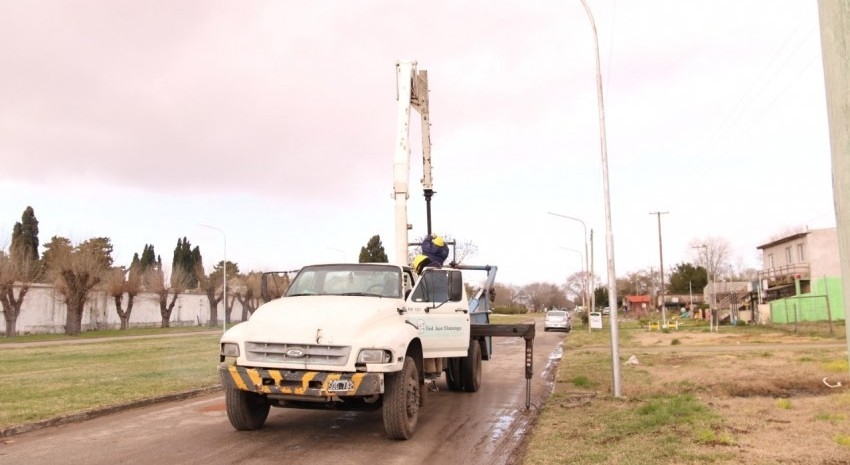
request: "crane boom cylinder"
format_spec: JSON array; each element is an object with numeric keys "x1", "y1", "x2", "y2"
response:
[{"x1": 393, "y1": 60, "x2": 415, "y2": 266}]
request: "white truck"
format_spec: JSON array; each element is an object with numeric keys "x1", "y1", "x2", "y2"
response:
[{"x1": 218, "y1": 61, "x2": 534, "y2": 440}]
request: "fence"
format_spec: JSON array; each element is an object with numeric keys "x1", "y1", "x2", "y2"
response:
[
  {"x1": 1, "y1": 283, "x2": 247, "y2": 335},
  {"x1": 769, "y1": 294, "x2": 841, "y2": 336}
]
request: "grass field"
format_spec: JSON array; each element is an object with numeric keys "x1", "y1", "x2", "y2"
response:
[
  {"x1": 0, "y1": 331, "x2": 221, "y2": 428},
  {"x1": 1, "y1": 316, "x2": 848, "y2": 464},
  {"x1": 523, "y1": 320, "x2": 850, "y2": 465}
]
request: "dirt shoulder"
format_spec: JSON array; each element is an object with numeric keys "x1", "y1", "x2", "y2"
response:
[{"x1": 548, "y1": 328, "x2": 850, "y2": 464}]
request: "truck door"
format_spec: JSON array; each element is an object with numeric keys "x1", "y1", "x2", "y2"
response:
[{"x1": 406, "y1": 268, "x2": 470, "y2": 358}]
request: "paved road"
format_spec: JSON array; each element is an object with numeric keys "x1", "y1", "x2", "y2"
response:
[{"x1": 0, "y1": 325, "x2": 566, "y2": 465}]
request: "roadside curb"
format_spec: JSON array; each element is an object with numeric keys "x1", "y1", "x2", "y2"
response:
[{"x1": 0, "y1": 385, "x2": 223, "y2": 438}]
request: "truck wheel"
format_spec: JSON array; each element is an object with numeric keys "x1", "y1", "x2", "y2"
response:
[
  {"x1": 461, "y1": 340, "x2": 482, "y2": 393},
  {"x1": 225, "y1": 386, "x2": 270, "y2": 431},
  {"x1": 445, "y1": 358, "x2": 464, "y2": 392},
  {"x1": 383, "y1": 356, "x2": 420, "y2": 440}
]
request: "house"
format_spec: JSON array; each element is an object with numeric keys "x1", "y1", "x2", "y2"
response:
[
  {"x1": 704, "y1": 281, "x2": 753, "y2": 322},
  {"x1": 624, "y1": 295, "x2": 650, "y2": 316},
  {"x1": 756, "y1": 227, "x2": 845, "y2": 324}
]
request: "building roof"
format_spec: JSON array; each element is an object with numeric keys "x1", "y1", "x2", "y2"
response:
[{"x1": 756, "y1": 232, "x2": 809, "y2": 250}]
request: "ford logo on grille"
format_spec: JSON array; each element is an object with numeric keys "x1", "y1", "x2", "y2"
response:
[{"x1": 286, "y1": 349, "x2": 306, "y2": 358}]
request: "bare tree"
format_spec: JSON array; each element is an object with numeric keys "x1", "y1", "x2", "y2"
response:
[
  {"x1": 0, "y1": 252, "x2": 39, "y2": 337},
  {"x1": 200, "y1": 260, "x2": 240, "y2": 327},
  {"x1": 521, "y1": 282, "x2": 567, "y2": 312},
  {"x1": 48, "y1": 238, "x2": 111, "y2": 336},
  {"x1": 106, "y1": 266, "x2": 142, "y2": 330},
  {"x1": 492, "y1": 282, "x2": 524, "y2": 308},
  {"x1": 449, "y1": 238, "x2": 478, "y2": 265},
  {"x1": 148, "y1": 267, "x2": 190, "y2": 328},
  {"x1": 235, "y1": 272, "x2": 265, "y2": 320},
  {"x1": 689, "y1": 236, "x2": 732, "y2": 282},
  {"x1": 198, "y1": 270, "x2": 222, "y2": 327},
  {"x1": 564, "y1": 271, "x2": 592, "y2": 309}
]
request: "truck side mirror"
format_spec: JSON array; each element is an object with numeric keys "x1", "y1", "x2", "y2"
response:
[{"x1": 448, "y1": 271, "x2": 463, "y2": 301}]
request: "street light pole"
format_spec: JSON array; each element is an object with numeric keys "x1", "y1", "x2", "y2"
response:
[
  {"x1": 579, "y1": 0, "x2": 621, "y2": 397},
  {"x1": 199, "y1": 223, "x2": 227, "y2": 333},
  {"x1": 548, "y1": 212, "x2": 591, "y2": 317}
]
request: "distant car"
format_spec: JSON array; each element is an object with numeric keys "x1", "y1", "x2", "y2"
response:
[
  {"x1": 602, "y1": 306, "x2": 611, "y2": 315},
  {"x1": 544, "y1": 309, "x2": 572, "y2": 332}
]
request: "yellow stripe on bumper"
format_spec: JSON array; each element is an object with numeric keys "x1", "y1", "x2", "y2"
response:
[{"x1": 218, "y1": 363, "x2": 384, "y2": 398}]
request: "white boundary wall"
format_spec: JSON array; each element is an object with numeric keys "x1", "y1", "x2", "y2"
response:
[{"x1": 1, "y1": 283, "x2": 246, "y2": 334}]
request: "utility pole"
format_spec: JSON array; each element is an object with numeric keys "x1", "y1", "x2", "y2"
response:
[
  {"x1": 650, "y1": 211, "x2": 669, "y2": 328},
  {"x1": 589, "y1": 228, "x2": 595, "y2": 333},
  {"x1": 817, "y1": 0, "x2": 850, "y2": 379},
  {"x1": 694, "y1": 244, "x2": 716, "y2": 331}
]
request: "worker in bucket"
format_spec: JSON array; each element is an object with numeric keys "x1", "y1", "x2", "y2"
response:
[
  {"x1": 421, "y1": 233, "x2": 449, "y2": 267},
  {"x1": 412, "y1": 254, "x2": 432, "y2": 274}
]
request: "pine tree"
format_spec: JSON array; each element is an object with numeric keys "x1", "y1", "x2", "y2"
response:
[
  {"x1": 140, "y1": 244, "x2": 157, "y2": 271},
  {"x1": 359, "y1": 235, "x2": 388, "y2": 263},
  {"x1": 171, "y1": 238, "x2": 200, "y2": 288},
  {"x1": 10, "y1": 206, "x2": 40, "y2": 263}
]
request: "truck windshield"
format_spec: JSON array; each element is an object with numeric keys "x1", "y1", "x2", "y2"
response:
[{"x1": 285, "y1": 264, "x2": 403, "y2": 298}]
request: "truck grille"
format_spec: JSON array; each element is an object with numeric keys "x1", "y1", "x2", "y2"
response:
[{"x1": 244, "y1": 342, "x2": 351, "y2": 366}]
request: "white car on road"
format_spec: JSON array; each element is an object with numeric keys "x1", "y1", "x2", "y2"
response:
[{"x1": 543, "y1": 309, "x2": 572, "y2": 332}]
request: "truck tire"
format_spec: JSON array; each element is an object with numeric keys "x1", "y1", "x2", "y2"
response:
[
  {"x1": 445, "y1": 358, "x2": 464, "y2": 392},
  {"x1": 225, "y1": 386, "x2": 270, "y2": 431},
  {"x1": 461, "y1": 340, "x2": 482, "y2": 393},
  {"x1": 383, "y1": 356, "x2": 420, "y2": 439}
]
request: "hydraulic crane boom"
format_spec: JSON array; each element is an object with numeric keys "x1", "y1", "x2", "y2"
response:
[{"x1": 392, "y1": 60, "x2": 434, "y2": 266}]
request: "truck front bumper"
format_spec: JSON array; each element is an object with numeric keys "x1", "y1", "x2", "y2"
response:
[{"x1": 219, "y1": 363, "x2": 384, "y2": 398}]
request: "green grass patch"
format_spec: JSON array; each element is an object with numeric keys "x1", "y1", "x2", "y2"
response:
[
  {"x1": 571, "y1": 375, "x2": 592, "y2": 388},
  {"x1": 526, "y1": 391, "x2": 730, "y2": 464},
  {"x1": 775, "y1": 398, "x2": 793, "y2": 409},
  {"x1": 822, "y1": 359, "x2": 849, "y2": 373},
  {"x1": 835, "y1": 433, "x2": 850, "y2": 447},
  {"x1": 0, "y1": 326, "x2": 216, "y2": 344},
  {"x1": 814, "y1": 412, "x2": 847, "y2": 422},
  {"x1": 524, "y1": 349, "x2": 740, "y2": 465},
  {"x1": 490, "y1": 313, "x2": 541, "y2": 324},
  {"x1": 0, "y1": 333, "x2": 221, "y2": 428}
]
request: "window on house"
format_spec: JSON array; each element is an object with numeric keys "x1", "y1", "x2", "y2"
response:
[
  {"x1": 797, "y1": 243, "x2": 806, "y2": 262},
  {"x1": 768, "y1": 253, "x2": 774, "y2": 268},
  {"x1": 785, "y1": 246, "x2": 792, "y2": 264}
]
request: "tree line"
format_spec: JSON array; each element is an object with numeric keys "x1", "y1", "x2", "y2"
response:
[
  {"x1": 1, "y1": 207, "x2": 752, "y2": 335},
  {"x1": 0, "y1": 207, "x2": 285, "y2": 337}
]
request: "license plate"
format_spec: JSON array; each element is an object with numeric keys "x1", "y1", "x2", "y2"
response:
[{"x1": 328, "y1": 379, "x2": 354, "y2": 392}]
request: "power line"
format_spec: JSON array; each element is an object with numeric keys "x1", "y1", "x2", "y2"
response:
[{"x1": 691, "y1": 11, "x2": 818, "y2": 164}]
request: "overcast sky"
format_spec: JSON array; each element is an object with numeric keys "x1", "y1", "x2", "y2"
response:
[{"x1": 0, "y1": 1, "x2": 835, "y2": 287}]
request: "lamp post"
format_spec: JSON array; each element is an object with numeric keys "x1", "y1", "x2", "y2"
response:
[
  {"x1": 199, "y1": 223, "x2": 227, "y2": 333},
  {"x1": 548, "y1": 212, "x2": 592, "y2": 318},
  {"x1": 559, "y1": 246, "x2": 587, "y2": 312},
  {"x1": 579, "y1": 0, "x2": 621, "y2": 397}
]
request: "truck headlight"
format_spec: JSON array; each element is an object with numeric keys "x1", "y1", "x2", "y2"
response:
[
  {"x1": 357, "y1": 349, "x2": 391, "y2": 364},
  {"x1": 221, "y1": 343, "x2": 240, "y2": 357}
]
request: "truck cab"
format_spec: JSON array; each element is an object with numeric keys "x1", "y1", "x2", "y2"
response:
[{"x1": 218, "y1": 263, "x2": 471, "y2": 439}]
